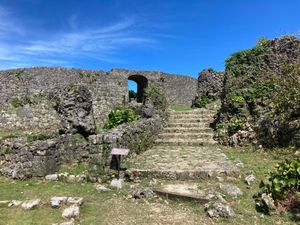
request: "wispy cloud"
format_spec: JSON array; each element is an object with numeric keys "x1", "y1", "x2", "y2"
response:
[{"x1": 0, "y1": 6, "x2": 158, "y2": 69}]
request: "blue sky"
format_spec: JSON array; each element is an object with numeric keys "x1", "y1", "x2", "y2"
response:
[{"x1": 0, "y1": 0, "x2": 300, "y2": 79}]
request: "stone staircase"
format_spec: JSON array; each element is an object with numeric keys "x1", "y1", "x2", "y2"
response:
[
  {"x1": 154, "y1": 109, "x2": 217, "y2": 146},
  {"x1": 126, "y1": 107, "x2": 238, "y2": 180}
]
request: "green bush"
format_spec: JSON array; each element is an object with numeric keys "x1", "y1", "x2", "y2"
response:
[
  {"x1": 103, "y1": 106, "x2": 140, "y2": 129},
  {"x1": 258, "y1": 159, "x2": 300, "y2": 201},
  {"x1": 145, "y1": 85, "x2": 167, "y2": 112},
  {"x1": 195, "y1": 96, "x2": 210, "y2": 108},
  {"x1": 228, "y1": 117, "x2": 244, "y2": 133}
]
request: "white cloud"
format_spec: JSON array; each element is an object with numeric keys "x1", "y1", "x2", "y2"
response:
[{"x1": 0, "y1": 6, "x2": 158, "y2": 69}]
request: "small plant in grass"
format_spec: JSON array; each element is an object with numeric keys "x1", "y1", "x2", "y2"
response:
[
  {"x1": 103, "y1": 106, "x2": 140, "y2": 129},
  {"x1": 258, "y1": 159, "x2": 300, "y2": 201}
]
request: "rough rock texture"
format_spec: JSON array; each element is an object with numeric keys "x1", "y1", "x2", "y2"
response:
[
  {"x1": 132, "y1": 188, "x2": 155, "y2": 199},
  {"x1": 53, "y1": 85, "x2": 96, "y2": 136},
  {"x1": 0, "y1": 67, "x2": 197, "y2": 132},
  {"x1": 215, "y1": 35, "x2": 300, "y2": 147},
  {"x1": 219, "y1": 184, "x2": 243, "y2": 198},
  {"x1": 88, "y1": 117, "x2": 161, "y2": 180},
  {"x1": 51, "y1": 197, "x2": 68, "y2": 208},
  {"x1": 0, "y1": 138, "x2": 60, "y2": 179},
  {"x1": 21, "y1": 199, "x2": 41, "y2": 210},
  {"x1": 196, "y1": 68, "x2": 224, "y2": 101},
  {"x1": 245, "y1": 174, "x2": 256, "y2": 185},
  {"x1": 62, "y1": 205, "x2": 80, "y2": 219},
  {"x1": 206, "y1": 202, "x2": 235, "y2": 218}
]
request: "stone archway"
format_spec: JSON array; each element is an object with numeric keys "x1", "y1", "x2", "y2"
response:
[{"x1": 128, "y1": 75, "x2": 148, "y2": 103}]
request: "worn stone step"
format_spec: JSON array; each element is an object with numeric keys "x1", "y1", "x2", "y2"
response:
[
  {"x1": 154, "y1": 139, "x2": 217, "y2": 146},
  {"x1": 169, "y1": 110, "x2": 215, "y2": 115},
  {"x1": 163, "y1": 127, "x2": 213, "y2": 133},
  {"x1": 169, "y1": 118, "x2": 213, "y2": 123},
  {"x1": 128, "y1": 168, "x2": 238, "y2": 180},
  {"x1": 158, "y1": 133, "x2": 214, "y2": 139},
  {"x1": 167, "y1": 123, "x2": 211, "y2": 128},
  {"x1": 169, "y1": 114, "x2": 215, "y2": 119}
]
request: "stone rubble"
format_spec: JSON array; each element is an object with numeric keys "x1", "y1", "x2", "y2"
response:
[
  {"x1": 62, "y1": 205, "x2": 80, "y2": 219},
  {"x1": 244, "y1": 174, "x2": 256, "y2": 185},
  {"x1": 21, "y1": 199, "x2": 41, "y2": 210},
  {"x1": 219, "y1": 183, "x2": 243, "y2": 198}
]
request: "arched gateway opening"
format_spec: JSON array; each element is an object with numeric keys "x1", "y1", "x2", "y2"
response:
[{"x1": 128, "y1": 75, "x2": 148, "y2": 103}]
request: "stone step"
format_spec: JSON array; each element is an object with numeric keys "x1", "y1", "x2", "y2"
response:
[
  {"x1": 158, "y1": 133, "x2": 213, "y2": 139},
  {"x1": 163, "y1": 127, "x2": 213, "y2": 133},
  {"x1": 169, "y1": 118, "x2": 213, "y2": 123},
  {"x1": 167, "y1": 123, "x2": 211, "y2": 128},
  {"x1": 169, "y1": 110, "x2": 215, "y2": 115},
  {"x1": 128, "y1": 168, "x2": 238, "y2": 180},
  {"x1": 154, "y1": 139, "x2": 217, "y2": 146},
  {"x1": 169, "y1": 114, "x2": 215, "y2": 119}
]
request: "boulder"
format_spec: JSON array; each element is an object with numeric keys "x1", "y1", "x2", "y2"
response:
[
  {"x1": 53, "y1": 85, "x2": 96, "y2": 136},
  {"x1": 66, "y1": 197, "x2": 84, "y2": 206},
  {"x1": 219, "y1": 184, "x2": 243, "y2": 198},
  {"x1": 206, "y1": 202, "x2": 235, "y2": 218},
  {"x1": 50, "y1": 197, "x2": 68, "y2": 208},
  {"x1": 62, "y1": 205, "x2": 80, "y2": 219},
  {"x1": 132, "y1": 188, "x2": 155, "y2": 199},
  {"x1": 45, "y1": 174, "x2": 59, "y2": 181},
  {"x1": 244, "y1": 174, "x2": 256, "y2": 185},
  {"x1": 110, "y1": 178, "x2": 124, "y2": 189},
  {"x1": 21, "y1": 199, "x2": 41, "y2": 210},
  {"x1": 8, "y1": 200, "x2": 23, "y2": 207}
]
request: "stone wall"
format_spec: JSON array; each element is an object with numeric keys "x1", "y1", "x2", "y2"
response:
[
  {"x1": 0, "y1": 67, "x2": 197, "y2": 132},
  {"x1": 197, "y1": 68, "x2": 224, "y2": 100},
  {"x1": 0, "y1": 138, "x2": 60, "y2": 179}
]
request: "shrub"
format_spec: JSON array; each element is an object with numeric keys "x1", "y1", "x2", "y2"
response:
[
  {"x1": 195, "y1": 96, "x2": 210, "y2": 108},
  {"x1": 103, "y1": 106, "x2": 140, "y2": 129},
  {"x1": 144, "y1": 85, "x2": 167, "y2": 112},
  {"x1": 258, "y1": 159, "x2": 300, "y2": 201},
  {"x1": 228, "y1": 117, "x2": 244, "y2": 133}
]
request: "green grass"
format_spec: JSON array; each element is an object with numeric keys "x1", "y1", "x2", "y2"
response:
[
  {"x1": 170, "y1": 105, "x2": 193, "y2": 111},
  {"x1": 0, "y1": 147, "x2": 299, "y2": 224},
  {"x1": 59, "y1": 163, "x2": 88, "y2": 175}
]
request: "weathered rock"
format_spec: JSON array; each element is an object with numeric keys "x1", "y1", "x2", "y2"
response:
[
  {"x1": 206, "y1": 202, "x2": 235, "y2": 218},
  {"x1": 62, "y1": 205, "x2": 80, "y2": 219},
  {"x1": 110, "y1": 178, "x2": 124, "y2": 189},
  {"x1": 258, "y1": 193, "x2": 277, "y2": 215},
  {"x1": 53, "y1": 85, "x2": 96, "y2": 136},
  {"x1": 0, "y1": 138, "x2": 60, "y2": 179},
  {"x1": 219, "y1": 184, "x2": 243, "y2": 198},
  {"x1": 8, "y1": 200, "x2": 23, "y2": 207},
  {"x1": 21, "y1": 199, "x2": 41, "y2": 210},
  {"x1": 132, "y1": 188, "x2": 155, "y2": 199},
  {"x1": 196, "y1": 69, "x2": 224, "y2": 102},
  {"x1": 95, "y1": 184, "x2": 111, "y2": 192},
  {"x1": 66, "y1": 197, "x2": 84, "y2": 206},
  {"x1": 45, "y1": 174, "x2": 59, "y2": 181},
  {"x1": 50, "y1": 197, "x2": 68, "y2": 208},
  {"x1": 245, "y1": 174, "x2": 256, "y2": 185}
]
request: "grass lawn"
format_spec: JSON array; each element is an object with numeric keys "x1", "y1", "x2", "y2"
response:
[
  {"x1": 170, "y1": 105, "x2": 193, "y2": 111},
  {"x1": 0, "y1": 146, "x2": 298, "y2": 225}
]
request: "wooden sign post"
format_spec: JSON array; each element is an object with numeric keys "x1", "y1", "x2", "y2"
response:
[{"x1": 110, "y1": 148, "x2": 129, "y2": 179}]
